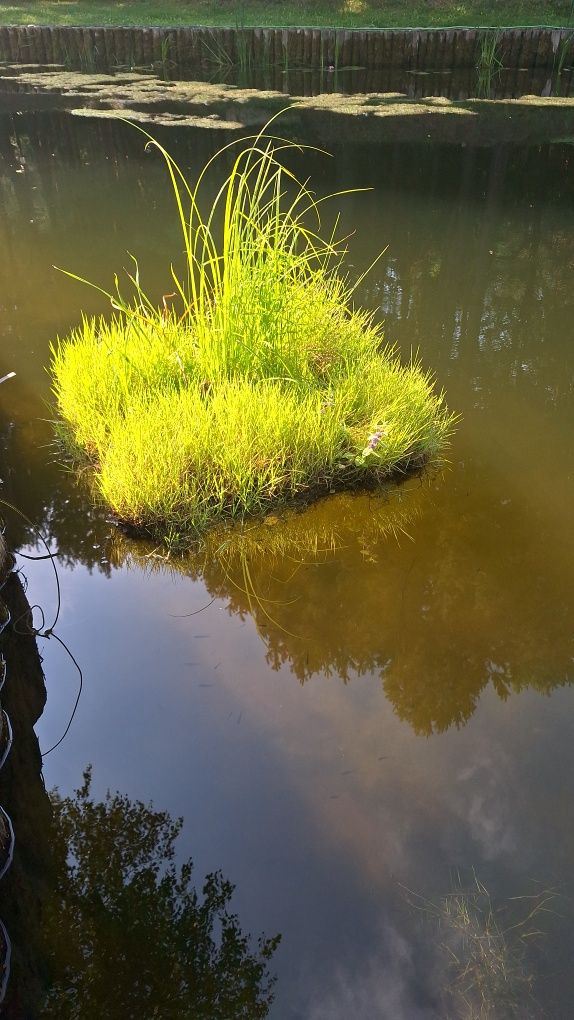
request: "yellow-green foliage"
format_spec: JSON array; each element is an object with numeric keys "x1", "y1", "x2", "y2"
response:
[{"x1": 51, "y1": 125, "x2": 455, "y2": 544}]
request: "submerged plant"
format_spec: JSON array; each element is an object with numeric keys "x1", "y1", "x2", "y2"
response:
[
  {"x1": 404, "y1": 872, "x2": 557, "y2": 1019},
  {"x1": 51, "y1": 122, "x2": 455, "y2": 546}
]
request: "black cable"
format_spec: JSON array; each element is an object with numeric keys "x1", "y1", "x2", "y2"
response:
[{"x1": 40, "y1": 632, "x2": 84, "y2": 758}]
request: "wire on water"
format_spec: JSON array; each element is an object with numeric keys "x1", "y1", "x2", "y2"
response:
[
  {"x1": 39, "y1": 633, "x2": 84, "y2": 758},
  {"x1": 1, "y1": 506, "x2": 82, "y2": 757}
]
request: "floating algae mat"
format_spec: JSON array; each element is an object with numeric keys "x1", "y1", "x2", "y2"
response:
[{"x1": 51, "y1": 126, "x2": 455, "y2": 546}]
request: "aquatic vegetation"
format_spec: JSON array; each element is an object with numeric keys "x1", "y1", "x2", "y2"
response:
[
  {"x1": 51, "y1": 125, "x2": 454, "y2": 545},
  {"x1": 475, "y1": 30, "x2": 503, "y2": 98},
  {"x1": 405, "y1": 873, "x2": 557, "y2": 1019}
]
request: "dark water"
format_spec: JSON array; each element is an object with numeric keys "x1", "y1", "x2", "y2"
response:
[
  {"x1": 170, "y1": 62, "x2": 574, "y2": 100},
  {"x1": 1, "y1": 107, "x2": 574, "y2": 1017},
  {"x1": 3, "y1": 56, "x2": 573, "y2": 100}
]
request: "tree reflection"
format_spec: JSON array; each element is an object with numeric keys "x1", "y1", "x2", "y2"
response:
[
  {"x1": 108, "y1": 463, "x2": 574, "y2": 739},
  {"x1": 42, "y1": 768, "x2": 280, "y2": 1019},
  {"x1": 2, "y1": 113, "x2": 574, "y2": 739}
]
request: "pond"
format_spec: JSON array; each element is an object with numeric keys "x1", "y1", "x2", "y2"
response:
[{"x1": 1, "y1": 102, "x2": 574, "y2": 1017}]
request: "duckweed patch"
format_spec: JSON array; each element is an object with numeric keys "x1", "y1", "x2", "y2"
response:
[{"x1": 51, "y1": 127, "x2": 454, "y2": 546}]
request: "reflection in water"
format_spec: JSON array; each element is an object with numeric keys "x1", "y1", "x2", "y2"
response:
[
  {"x1": 42, "y1": 768, "x2": 280, "y2": 1019},
  {"x1": 1, "y1": 109, "x2": 574, "y2": 1016},
  {"x1": 106, "y1": 467, "x2": 574, "y2": 737},
  {"x1": 0, "y1": 568, "x2": 50, "y2": 1019},
  {"x1": 309, "y1": 872, "x2": 551, "y2": 1020},
  {"x1": 1, "y1": 113, "x2": 572, "y2": 740}
]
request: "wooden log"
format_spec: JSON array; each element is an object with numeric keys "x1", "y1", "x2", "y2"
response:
[
  {"x1": 255, "y1": 26, "x2": 265, "y2": 67},
  {"x1": 273, "y1": 27, "x2": 282, "y2": 66},
  {"x1": 217, "y1": 27, "x2": 230, "y2": 67},
  {"x1": 27, "y1": 26, "x2": 40, "y2": 65},
  {"x1": 405, "y1": 30, "x2": 418, "y2": 71},
  {"x1": 424, "y1": 29, "x2": 437, "y2": 69},
  {"x1": 8, "y1": 27, "x2": 19, "y2": 62},
  {"x1": 164, "y1": 27, "x2": 178, "y2": 67},
  {"x1": 196, "y1": 26, "x2": 207, "y2": 68},
  {"x1": 344, "y1": 28, "x2": 352, "y2": 66},
  {"x1": 440, "y1": 29, "x2": 448, "y2": 70},
  {"x1": 457, "y1": 29, "x2": 473, "y2": 69},
  {"x1": 100, "y1": 25, "x2": 114, "y2": 69},
  {"x1": 310, "y1": 27, "x2": 320, "y2": 69},
  {"x1": 72, "y1": 27, "x2": 84, "y2": 65},
  {"x1": 87, "y1": 27, "x2": 99, "y2": 68},
  {"x1": 442, "y1": 29, "x2": 456, "y2": 70},
  {"x1": 39, "y1": 25, "x2": 51, "y2": 64},
  {"x1": 111, "y1": 28, "x2": 123, "y2": 68},
  {"x1": 0, "y1": 27, "x2": 10, "y2": 64},
  {"x1": 364, "y1": 29, "x2": 374, "y2": 71},
  {"x1": 505, "y1": 28, "x2": 521, "y2": 71},
  {"x1": 323, "y1": 28, "x2": 335, "y2": 66},
  {"x1": 40, "y1": 26, "x2": 52, "y2": 65},
  {"x1": 389, "y1": 29, "x2": 400, "y2": 67},
  {"x1": 534, "y1": 29, "x2": 553, "y2": 69},
  {"x1": 294, "y1": 27, "x2": 304, "y2": 67},
  {"x1": 37, "y1": 24, "x2": 49, "y2": 64},
  {"x1": 497, "y1": 29, "x2": 512, "y2": 68},
  {"x1": 193, "y1": 27, "x2": 206, "y2": 68},
  {"x1": 521, "y1": 28, "x2": 536, "y2": 69},
  {"x1": 360, "y1": 29, "x2": 370, "y2": 67},
  {"x1": 80, "y1": 27, "x2": 92, "y2": 69},
  {"x1": 380, "y1": 30, "x2": 393, "y2": 69},
  {"x1": 131, "y1": 26, "x2": 144, "y2": 68},
  {"x1": 90, "y1": 27, "x2": 102, "y2": 68},
  {"x1": 119, "y1": 27, "x2": 131, "y2": 68},
  {"x1": 261, "y1": 27, "x2": 271, "y2": 67},
  {"x1": 353, "y1": 28, "x2": 362, "y2": 69},
  {"x1": 449, "y1": 28, "x2": 461, "y2": 69},
  {"x1": 337, "y1": 28, "x2": 349, "y2": 67},
  {"x1": 279, "y1": 28, "x2": 288, "y2": 70},
  {"x1": 248, "y1": 28, "x2": 258, "y2": 68},
  {"x1": 149, "y1": 27, "x2": 160, "y2": 65},
  {"x1": 18, "y1": 26, "x2": 30, "y2": 64},
  {"x1": 252, "y1": 26, "x2": 261, "y2": 67},
  {"x1": 91, "y1": 27, "x2": 103, "y2": 68},
  {"x1": 50, "y1": 26, "x2": 63, "y2": 65},
  {"x1": 266, "y1": 26, "x2": 276, "y2": 68},
  {"x1": 140, "y1": 27, "x2": 152, "y2": 67},
  {"x1": 416, "y1": 28, "x2": 428, "y2": 71},
  {"x1": 301, "y1": 27, "x2": 310, "y2": 67},
  {"x1": 51, "y1": 26, "x2": 64, "y2": 65}
]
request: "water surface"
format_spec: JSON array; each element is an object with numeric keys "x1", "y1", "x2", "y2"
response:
[{"x1": 1, "y1": 107, "x2": 574, "y2": 1017}]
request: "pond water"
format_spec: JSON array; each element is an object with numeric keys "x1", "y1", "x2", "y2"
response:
[{"x1": 1, "y1": 106, "x2": 574, "y2": 1017}]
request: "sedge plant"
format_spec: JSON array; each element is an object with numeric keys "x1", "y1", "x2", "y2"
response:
[{"x1": 51, "y1": 121, "x2": 455, "y2": 547}]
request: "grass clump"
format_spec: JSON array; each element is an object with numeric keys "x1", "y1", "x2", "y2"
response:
[{"x1": 51, "y1": 124, "x2": 454, "y2": 546}]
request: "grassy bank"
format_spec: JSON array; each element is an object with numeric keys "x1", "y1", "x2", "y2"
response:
[
  {"x1": 51, "y1": 129, "x2": 453, "y2": 547},
  {"x1": 2, "y1": 0, "x2": 572, "y2": 29}
]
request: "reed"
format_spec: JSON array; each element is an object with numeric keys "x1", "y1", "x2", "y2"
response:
[
  {"x1": 51, "y1": 124, "x2": 455, "y2": 546},
  {"x1": 476, "y1": 29, "x2": 503, "y2": 97},
  {"x1": 553, "y1": 31, "x2": 573, "y2": 96}
]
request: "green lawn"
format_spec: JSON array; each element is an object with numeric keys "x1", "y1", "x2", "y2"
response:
[{"x1": 1, "y1": 0, "x2": 572, "y2": 28}]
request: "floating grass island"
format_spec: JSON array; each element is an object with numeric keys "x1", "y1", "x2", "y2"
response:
[{"x1": 51, "y1": 126, "x2": 455, "y2": 547}]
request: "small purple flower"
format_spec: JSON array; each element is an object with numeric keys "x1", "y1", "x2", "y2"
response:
[{"x1": 367, "y1": 430, "x2": 383, "y2": 450}]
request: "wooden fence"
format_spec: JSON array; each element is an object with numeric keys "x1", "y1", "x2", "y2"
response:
[{"x1": 0, "y1": 25, "x2": 572, "y2": 72}]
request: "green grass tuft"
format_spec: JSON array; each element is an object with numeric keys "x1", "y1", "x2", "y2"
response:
[{"x1": 50, "y1": 124, "x2": 455, "y2": 545}]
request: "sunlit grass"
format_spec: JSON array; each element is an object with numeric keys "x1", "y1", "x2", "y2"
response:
[
  {"x1": 51, "y1": 124, "x2": 455, "y2": 546},
  {"x1": 1, "y1": 0, "x2": 571, "y2": 29}
]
